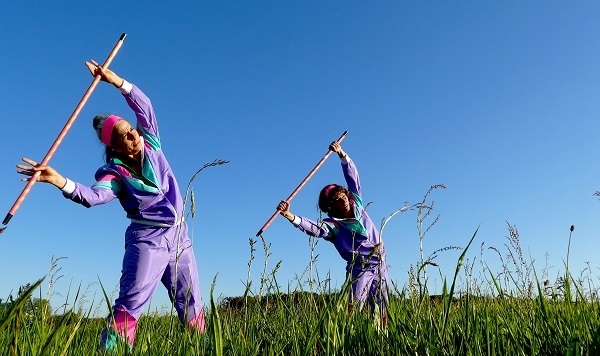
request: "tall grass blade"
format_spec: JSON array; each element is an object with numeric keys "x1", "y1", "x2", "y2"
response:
[
  {"x1": 209, "y1": 275, "x2": 223, "y2": 356},
  {"x1": 442, "y1": 227, "x2": 478, "y2": 334}
]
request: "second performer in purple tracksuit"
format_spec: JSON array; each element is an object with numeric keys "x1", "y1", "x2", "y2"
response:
[
  {"x1": 16, "y1": 61, "x2": 205, "y2": 350},
  {"x1": 277, "y1": 142, "x2": 389, "y2": 325}
]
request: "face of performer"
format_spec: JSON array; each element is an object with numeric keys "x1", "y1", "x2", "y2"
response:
[
  {"x1": 112, "y1": 120, "x2": 143, "y2": 156},
  {"x1": 328, "y1": 191, "x2": 352, "y2": 218}
]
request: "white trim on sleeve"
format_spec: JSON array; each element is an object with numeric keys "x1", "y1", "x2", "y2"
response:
[
  {"x1": 61, "y1": 178, "x2": 76, "y2": 194},
  {"x1": 119, "y1": 80, "x2": 133, "y2": 94},
  {"x1": 291, "y1": 215, "x2": 301, "y2": 226}
]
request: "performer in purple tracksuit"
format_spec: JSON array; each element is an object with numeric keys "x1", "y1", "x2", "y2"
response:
[
  {"x1": 16, "y1": 61, "x2": 205, "y2": 349},
  {"x1": 277, "y1": 141, "x2": 389, "y2": 325}
]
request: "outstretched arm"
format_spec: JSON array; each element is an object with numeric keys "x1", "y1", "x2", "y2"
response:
[
  {"x1": 63, "y1": 173, "x2": 121, "y2": 208},
  {"x1": 277, "y1": 200, "x2": 336, "y2": 239},
  {"x1": 17, "y1": 157, "x2": 119, "y2": 207}
]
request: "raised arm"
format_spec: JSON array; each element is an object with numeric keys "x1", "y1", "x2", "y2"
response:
[
  {"x1": 329, "y1": 142, "x2": 361, "y2": 196},
  {"x1": 122, "y1": 84, "x2": 160, "y2": 149},
  {"x1": 85, "y1": 60, "x2": 160, "y2": 149}
]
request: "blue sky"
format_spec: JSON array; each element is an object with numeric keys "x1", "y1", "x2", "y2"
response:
[{"x1": 2, "y1": 2, "x2": 600, "y2": 314}]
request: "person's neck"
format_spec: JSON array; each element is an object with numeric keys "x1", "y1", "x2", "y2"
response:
[
  {"x1": 117, "y1": 151, "x2": 142, "y2": 172},
  {"x1": 127, "y1": 151, "x2": 141, "y2": 163},
  {"x1": 332, "y1": 210, "x2": 354, "y2": 219}
]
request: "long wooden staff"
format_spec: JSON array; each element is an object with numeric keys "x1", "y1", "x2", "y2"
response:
[
  {"x1": 1, "y1": 33, "x2": 127, "y2": 233},
  {"x1": 256, "y1": 131, "x2": 348, "y2": 236}
]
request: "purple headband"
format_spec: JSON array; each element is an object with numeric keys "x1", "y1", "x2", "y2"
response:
[
  {"x1": 100, "y1": 115, "x2": 121, "y2": 146},
  {"x1": 324, "y1": 184, "x2": 336, "y2": 198}
]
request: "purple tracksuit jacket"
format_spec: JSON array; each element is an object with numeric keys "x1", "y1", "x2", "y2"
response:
[
  {"x1": 64, "y1": 86, "x2": 183, "y2": 226},
  {"x1": 62, "y1": 83, "x2": 203, "y2": 334}
]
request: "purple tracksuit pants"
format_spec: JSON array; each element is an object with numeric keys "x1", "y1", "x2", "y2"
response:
[
  {"x1": 349, "y1": 262, "x2": 389, "y2": 313},
  {"x1": 101, "y1": 222, "x2": 205, "y2": 346}
]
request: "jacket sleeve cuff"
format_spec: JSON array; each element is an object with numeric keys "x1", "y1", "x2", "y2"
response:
[
  {"x1": 61, "y1": 178, "x2": 76, "y2": 194},
  {"x1": 119, "y1": 79, "x2": 133, "y2": 94},
  {"x1": 341, "y1": 155, "x2": 350, "y2": 164},
  {"x1": 291, "y1": 215, "x2": 301, "y2": 226}
]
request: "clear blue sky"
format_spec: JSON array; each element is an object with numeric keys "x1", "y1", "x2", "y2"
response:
[{"x1": 2, "y1": 2, "x2": 600, "y2": 315}]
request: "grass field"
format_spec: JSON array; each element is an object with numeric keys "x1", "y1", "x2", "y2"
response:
[
  {"x1": 2, "y1": 262, "x2": 599, "y2": 355},
  {"x1": 2, "y1": 186, "x2": 599, "y2": 355}
]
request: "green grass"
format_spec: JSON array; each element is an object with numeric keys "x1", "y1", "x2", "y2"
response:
[
  {"x1": 2, "y1": 185, "x2": 599, "y2": 355},
  {"x1": 3, "y1": 246, "x2": 600, "y2": 355},
  {"x1": 2, "y1": 282, "x2": 600, "y2": 355}
]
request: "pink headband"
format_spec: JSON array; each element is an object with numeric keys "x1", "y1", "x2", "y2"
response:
[
  {"x1": 100, "y1": 115, "x2": 121, "y2": 146},
  {"x1": 324, "y1": 184, "x2": 336, "y2": 198}
]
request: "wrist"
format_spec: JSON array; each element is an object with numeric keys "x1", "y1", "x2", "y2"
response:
[
  {"x1": 55, "y1": 177, "x2": 67, "y2": 189},
  {"x1": 113, "y1": 77, "x2": 124, "y2": 88},
  {"x1": 46, "y1": 176, "x2": 67, "y2": 189}
]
